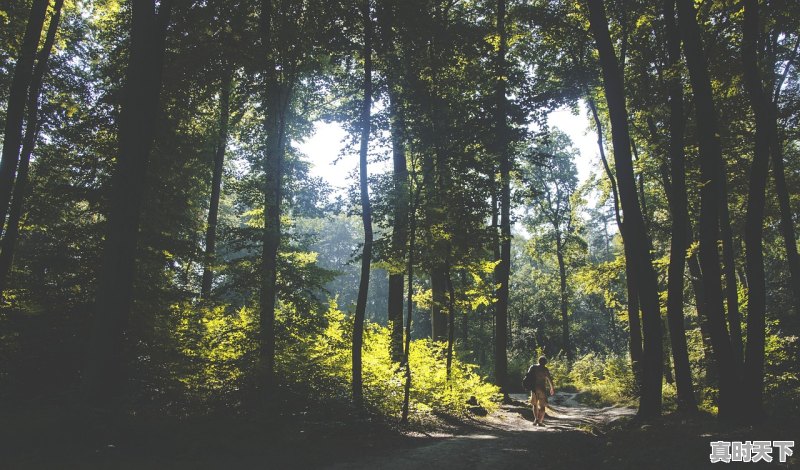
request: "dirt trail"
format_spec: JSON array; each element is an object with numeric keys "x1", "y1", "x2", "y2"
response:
[{"x1": 324, "y1": 392, "x2": 636, "y2": 470}]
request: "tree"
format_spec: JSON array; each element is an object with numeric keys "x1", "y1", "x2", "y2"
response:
[
  {"x1": 200, "y1": 66, "x2": 232, "y2": 298},
  {"x1": 523, "y1": 130, "x2": 581, "y2": 362},
  {"x1": 352, "y1": 0, "x2": 374, "y2": 406},
  {"x1": 675, "y1": 0, "x2": 739, "y2": 421},
  {"x1": 83, "y1": 0, "x2": 173, "y2": 403},
  {"x1": 661, "y1": 0, "x2": 697, "y2": 414},
  {"x1": 0, "y1": 0, "x2": 48, "y2": 239},
  {"x1": 376, "y1": 0, "x2": 409, "y2": 364},
  {"x1": 0, "y1": 0, "x2": 65, "y2": 295},
  {"x1": 587, "y1": 0, "x2": 663, "y2": 419},
  {"x1": 588, "y1": 98, "x2": 643, "y2": 391},
  {"x1": 493, "y1": 0, "x2": 511, "y2": 397},
  {"x1": 741, "y1": 0, "x2": 771, "y2": 423}
]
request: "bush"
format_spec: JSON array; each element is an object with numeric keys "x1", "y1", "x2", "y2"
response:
[
  {"x1": 568, "y1": 352, "x2": 636, "y2": 406},
  {"x1": 277, "y1": 300, "x2": 500, "y2": 420}
]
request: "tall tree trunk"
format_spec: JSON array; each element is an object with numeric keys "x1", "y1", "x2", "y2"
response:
[
  {"x1": 0, "y1": 0, "x2": 64, "y2": 295},
  {"x1": 741, "y1": 0, "x2": 770, "y2": 423},
  {"x1": 661, "y1": 0, "x2": 697, "y2": 413},
  {"x1": 768, "y1": 43, "x2": 800, "y2": 312},
  {"x1": 556, "y1": 238, "x2": 572, "y2": 362},
  {"x1": 0, "y1": 0, "x2": 48, "y2": 237},
  {"x1": 676, "y1": 0, "x2": 738, "y2": 421},
  {"x1": 589, "y1": 98, "x2": 643, "y2": 391},
  {"x1": 200, "y1": 67, "x2": 232, "y2": 299},
  {"x1": 83, "y1": 0, "x2": 172, "y2": 403},
  {"x1": 688, "y1": 250, "x2": 714, "y2": 362},
  {"x1": 588, "y1": 0, "x2": 663, "y2": 419},
  {"x1": 377, "y1": 0, "x2": 408, "y2": 363},
  {"x1": 386, "y1": 91, "x2": 408, "y2": 362},
  {"x1": 352, "y1": 0, "x2": 373, "y2": 406},
  {"x1": 493, "y1": 0, "x2": 510, "y2": 397},
  {"x1": 446, "y1": 269, "x2": 456, "y2": 378},
  {"x1": 430, "y1": 267, "x2": 448, "y2": 340},
  {"x1": 258, "y1": 0, "x2": 291, "y2": 395},
  {"x1": 401, "y1": 176, "x2": 420, "y2": 424},
  {"x1": 770, "y1": 133, "x2": 800, "y2": 314}
]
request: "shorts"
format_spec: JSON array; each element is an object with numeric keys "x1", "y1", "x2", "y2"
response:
[{"x1": 532, "y1": 388, "x2": 548, "y2": 407}]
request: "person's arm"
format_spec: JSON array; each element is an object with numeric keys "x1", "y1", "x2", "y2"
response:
[{"x1": 547, "y1": 371, "x2": 555, "y2": 396}]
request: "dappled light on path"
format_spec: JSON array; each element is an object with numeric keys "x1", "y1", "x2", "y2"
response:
[{"x1": 324, "y1": 392, "x2": 636, "y2": 469}]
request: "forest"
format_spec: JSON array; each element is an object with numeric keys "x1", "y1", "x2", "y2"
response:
[{"x1": 1, "y1": 0, "x2": 798, "y2": 468}]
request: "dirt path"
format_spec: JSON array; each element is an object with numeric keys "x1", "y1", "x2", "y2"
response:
[{"x1": 324, "y1": 392, "x2": 636, "y2": 470}]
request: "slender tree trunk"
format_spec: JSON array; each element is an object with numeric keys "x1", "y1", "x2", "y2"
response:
[
  {"x1": 258, "y1": 0, "x2": 291, "y2": 395},
  {"x1": 352, "y1": 0, "x2": 374, "y2": 406},
  {"x1": 661, "y1": 0, "x2": 697, "y2": 413},
  {"x1": 771, "y1": 131, "x2": 800, "y2": 313},
  {"x1": 662, "y1": 316, "x2": 674, "y2": 384},
  {"x1": 0, "y1": 0, "x2": 64, "y2": 295},
  {"x1": 83, "y1": 0, "x2": 172, "y2": 403},
  {"x1": 377, "y1": 0, "x2": 408, "y2": 363},
  {"x1": 200, "y1": 67, "x2": 232, "y2": 299},
  {"x1": 0, "y1": 0, "x2": 48, "y2": 237},
  {"x1": 446, "y1": 270, "x2": 456, "y2": 378},
  {"x1": 687, "y1": 251, "x2": 714, "y2": 362},
  {"x1": 430, "y1": 267, "x2": 448, "y2": 340},
  {"x1": 588, "y1": 0, "x2": 663, "y2": 419},
  {"x1": 556, "y1": 239, "x2": 572, "y2": 362},
  {"x1": 769, "y1": 101, "x2": 800, "y2": 313},
  {"x1": 741, "y1": 0, "x2": 770, "y2": 423},
  {"x1": 676, "y1": 0, "x2": 738, "y2": 421},
  {"x1": 493, "y1": 0, "x2": 510, "y2": 398},
  {"x1": 386, "y1": 92, "x2": 408, "y2": 362},
  {"x1": 589, "y1": 98, "x2": 643, "y2": 391},
  {"x1": 401, "y1": 179, "x2": 419, "y2": 424}
]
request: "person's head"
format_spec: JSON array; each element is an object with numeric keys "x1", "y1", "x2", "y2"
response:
[{"x1": 538, "y1": 356, "x2": 548, "y2": 366}]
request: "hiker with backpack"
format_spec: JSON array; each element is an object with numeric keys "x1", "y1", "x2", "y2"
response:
[{"x1": 522, "y1": 356, "x2": 555, "y2": 426}]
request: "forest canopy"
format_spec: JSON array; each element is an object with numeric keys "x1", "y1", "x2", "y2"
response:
[{"x1": 1, "y1": 0, "x2": 799, "y2": 461}]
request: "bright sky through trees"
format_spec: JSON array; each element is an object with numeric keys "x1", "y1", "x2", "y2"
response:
[{"x1": 299, "y1": 104, "x2": 597, "y2": 195}]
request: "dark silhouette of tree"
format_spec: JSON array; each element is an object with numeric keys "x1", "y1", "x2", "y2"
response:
[
  {"x1": 83, "y1": 0, "x2": 173, "y2": 403},
  {"x1": 676, "y1": 0, "x2": 739, "y2": 421},
  {"x1": 587, "y1": 0, "x2": 663, "y2": 419},
  {"x1": 0, "y1": 0, "x2": 49, "y2": 238},
  {"x1": 352, "y1": 0, "x2": 374, "y2": 406},
  {"x1": 0, "y1": 0, "x2": 64, "y2": 295},
  {"x1": 661, "y1": 0, "x2": 697, "y2": 414}
]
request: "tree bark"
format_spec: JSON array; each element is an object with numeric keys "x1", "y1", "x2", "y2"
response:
[
  {"x1": 83, "y1": 0, "x2": 172, "y2": 403},
  {"x1": 0, "y1": 0, "x2": 64, "y2": 295},
  {"x1": 493, "y1": 0, "x2": 510, "y2": 397},
  {"x1": 200, "y1": 67, "x2": 232, "y2": 299},
  {"x1": 770, "y1": 125, "x2": 800, "y2": 314},
  {"x1": 588, "y1": 0, "x2": 663, "y2": 419},
  {"x1": 676, "y1": 0, "x2": 738, "y2": 421},
  {"x1": 258, "y1": 0, "x2": 292, "y2": 395},
  {"x1": 589, "y1": 98, "x2": 643, "y2": 392},
  {"x1": 768, "y1": 42, "x2": 800, "y2": 313},
  {"x1": 446, "y1": 269, "x2": 456, "y2": 378},
  {"x1": 352, "y1": 0, "x2": 374, "y2": 406},
  {"x1": 377, "y1": 0, "x2": 408, "y2": 363},
  {"x1": 401, "y1": 172, "x2": 420, "y2": 424},
  {"x1": 661, "y1": 0, "x2": 697, "y2": 413},
  {"x1": 556, "y1": 238, "x2": 572, "y2": 362},
  {"x1": 0, "y1": 0, "x2": 48, "y2": 238},
  {"x1": 741, "y1": 0, "x2": 770, "y2": 423}
]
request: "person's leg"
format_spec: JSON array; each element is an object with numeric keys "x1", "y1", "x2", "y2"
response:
[
  {"x1": 539, "y1": 391, "x2": 548, "y2": 423},
  {"x1": 535, "y1": 390, "x2": 547, "y2": 423},
  {"x1": 531, "y1": 391, "x2": 538, "y2": 423}
]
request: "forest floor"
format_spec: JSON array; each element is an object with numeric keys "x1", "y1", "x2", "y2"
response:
[
  {"x1": 323, "y1": 391, "x2": 637, "y2": 470},
  {"x1": 3, "y1": 391, "x2": 798, "y2": 469}
]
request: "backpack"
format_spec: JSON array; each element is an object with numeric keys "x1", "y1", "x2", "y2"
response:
[{"x1": 522, "y1": 365, "x2": 536, "y2": 391}]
